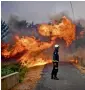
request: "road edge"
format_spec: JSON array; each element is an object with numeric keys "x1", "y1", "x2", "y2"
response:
[{"x1": 73, "y1": 63, "x2": 85, "y2": 74}]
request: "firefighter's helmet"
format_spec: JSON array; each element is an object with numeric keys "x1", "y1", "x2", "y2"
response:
[{"x1": 54, "y1": 44, "x2": 59, "y2": 48}]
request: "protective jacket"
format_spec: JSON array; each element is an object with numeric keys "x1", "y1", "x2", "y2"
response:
[{"x1": 53, "y1": 49, "x2": 59, "y2": 62}]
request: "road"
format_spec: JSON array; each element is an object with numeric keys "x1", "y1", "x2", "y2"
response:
[{"x1": 34, "y1": 62, "x2": 85, "y2": 90}]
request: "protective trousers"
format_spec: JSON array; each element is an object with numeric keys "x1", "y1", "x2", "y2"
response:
[{"x1": 51, "y1": 62, "x2": 58, "y2": 78}]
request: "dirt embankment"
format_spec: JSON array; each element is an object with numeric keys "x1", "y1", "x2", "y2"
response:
[{"x1": 11, "y1": 65, "x2": 44, "y2": 90}]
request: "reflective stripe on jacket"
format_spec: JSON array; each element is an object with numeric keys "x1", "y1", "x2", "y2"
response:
[{"x1": 52, "y1": 60, "x2": 59, "y2": 62}]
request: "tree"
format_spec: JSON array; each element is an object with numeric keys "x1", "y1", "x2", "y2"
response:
[
  {"x1": 75, "y1": 22, "x2": 85, "y2": 48},
  {"x1": 1, "y1": 20, "x2": 9, "y2": 41}
]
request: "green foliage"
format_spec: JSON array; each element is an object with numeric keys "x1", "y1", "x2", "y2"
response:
[
  {"x1": 1, "y1": 64, "x2": 19, "y2": 76},
  {"x1": 1, "y1": 63, "x2": 28, "y2": 82},
  {"x1": 1, "y1": 67, "x2": 14, "y2": 76},
  {"x1": 19, "y1": 66, "x2": 28, "y2": 82}
]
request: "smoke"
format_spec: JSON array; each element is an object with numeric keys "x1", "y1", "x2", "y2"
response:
[
  {"x1": 7, "y1": 14, "x2": 51, "y2": 43},
  {"x1": 3, "y1": 13, "x2": 85, "y2": 64},
  {"x1": 49, "y1": 11, "x2": 72, "y2": 22},
  {"x1": 8, "y1": 15, "x2": 33, "y2": 35},
  {"x1": 7, "y1": 12, "x2": 73, "y2": 43}
]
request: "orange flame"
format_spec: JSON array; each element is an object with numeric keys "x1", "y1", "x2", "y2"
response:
[
  {"x1": 2, "y1": 36, "x2": 53, "y2": 67},
  {"x1": 70, "y1": 59, "x2": 78, "y2": 64},
  {"x1": 38, "y1": 16, "x2": 75, "y2": 46},
  {"x1": 1, "y1": 16, "x2": 76, "y2": 67}
]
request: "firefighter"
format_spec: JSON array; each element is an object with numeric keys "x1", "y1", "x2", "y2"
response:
[{"x1": 51, "y1": 44, "x2": 59, "y2": 80}]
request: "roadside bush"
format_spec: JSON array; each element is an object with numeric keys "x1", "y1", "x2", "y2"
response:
[
  {"x1": 1, "y1": 63, "x2": 28, "y2": 82},
  {"x1": 1, "y1": 64, "x2": 19, "y2": 76},
  {"x1": 19, "y1": 66, "x2": 28, "y2": 82}
]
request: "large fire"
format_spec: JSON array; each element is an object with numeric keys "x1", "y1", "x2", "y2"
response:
[
  {"x1": 1, "y1": 36, "x2": 53, "y2": 67},
  {"x1": 1, "y1": 16, "x2": 76, "y2": 68},
  {"x1": 38, "y1": 16, "x2": 75, "y2": 46}
]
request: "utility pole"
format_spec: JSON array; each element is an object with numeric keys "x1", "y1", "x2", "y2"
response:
[{"x1": 70, "y1": 1, "x2": 75, "y2": 22}]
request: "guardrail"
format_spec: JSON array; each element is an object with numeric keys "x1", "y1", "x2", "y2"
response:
[{"x1": 1, "y1": 72, "x2": 19, "y2": 90}]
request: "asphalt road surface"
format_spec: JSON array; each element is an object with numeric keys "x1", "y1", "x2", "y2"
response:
[{"x1": 35, "y1": 62, "x2": 85, "y2": 90}]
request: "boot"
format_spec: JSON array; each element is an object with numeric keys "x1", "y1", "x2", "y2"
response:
[
  {"x1": 51, "y1": 74, "x2": 54, "y2": 79},
  {"x1": 54, "y1": 73, "x2": 59, "y2": 80},
  {"x1": 54, "y1": 77, "x2": 59, "y2": 80}
]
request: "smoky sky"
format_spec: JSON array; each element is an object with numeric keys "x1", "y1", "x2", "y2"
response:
[{"x1": 1, "y1": 1, "x2": 85, "y2": 25}]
